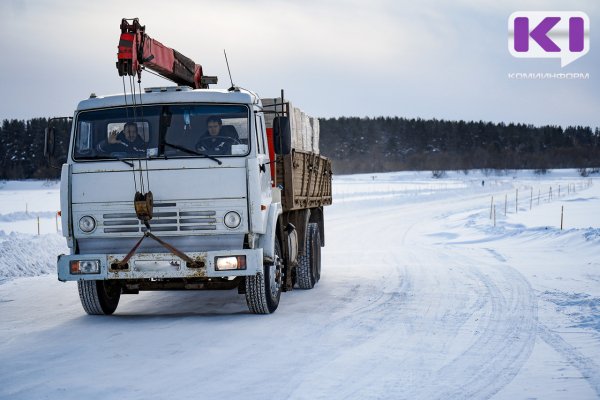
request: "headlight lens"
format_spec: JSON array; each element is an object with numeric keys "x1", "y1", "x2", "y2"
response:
[
  {"x1": 79, "y1": 216, "x2": 96, "y2": 233},
  {"x1": 215, "y1": 256, "x2": 246, "y2": 271},
  {"x1": 223, "y1": 211, "x2": 241, "y2": 229},
  {"x1": 70, "y1": 260, "x2": 100, "y2": 274}
]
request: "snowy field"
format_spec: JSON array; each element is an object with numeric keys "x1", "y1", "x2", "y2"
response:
[{"x1": 0, "y1": 169, "x2": 599, "y2": 399}]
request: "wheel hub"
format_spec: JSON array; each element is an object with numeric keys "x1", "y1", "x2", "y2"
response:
[{"x1": 269, "y1": 256, "x2": 283, "y2": 298}]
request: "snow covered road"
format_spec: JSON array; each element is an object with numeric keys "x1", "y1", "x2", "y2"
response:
[{"x1": 1, "y1": 171, "x2": 599, "y2": 399}]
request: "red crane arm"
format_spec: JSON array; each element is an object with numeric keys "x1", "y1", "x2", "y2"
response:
[{"x1": 116, "y1": 18, "x2": 216, "y2": 89}]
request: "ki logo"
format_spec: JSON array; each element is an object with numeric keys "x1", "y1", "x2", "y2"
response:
[{"x1": 508, "y1": 12, "x2": 590, "y2": 67}]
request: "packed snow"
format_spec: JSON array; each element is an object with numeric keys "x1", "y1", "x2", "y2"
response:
[
  {"x1": 0, "y1": 170, "x2": 599, "y2": 399},
  {"x1": 0, "y1": 180, "x2": 67, "y2": 282}
]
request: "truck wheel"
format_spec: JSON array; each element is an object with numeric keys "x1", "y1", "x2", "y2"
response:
[
  {"x1": 297, "y1": 222, "x2": 321, "y2": 289},
  {"x1": 77, "y1": 280, "x2": 121, "y2": 315},
  {"x1": 245, "y1": 240, "x2": 283, "y2": 314}
]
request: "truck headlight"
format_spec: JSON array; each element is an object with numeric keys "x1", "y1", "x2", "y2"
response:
[
  {"x1": 215, "y1": 256, "x2": 246, "y2": 271},
  {"x1": 223, "y1": 211, "x2": 241, "y2": 229},
  {"x1": 70, "y1": 260, "x2": 100, "y2": 274},
  {"x1": 79, "y1": 216, "x2": 96, "y2": 233}
]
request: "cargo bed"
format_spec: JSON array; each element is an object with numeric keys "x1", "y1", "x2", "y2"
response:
[{"x1": 275, "y1": 150, "x2": 333, "y2": 211}]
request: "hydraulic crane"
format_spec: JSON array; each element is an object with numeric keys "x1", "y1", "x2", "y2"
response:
[{"x1": 116, "y1": 18, "x2": 217, "y2": 88}]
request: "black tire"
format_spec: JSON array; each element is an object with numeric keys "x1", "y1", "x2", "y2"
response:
[
  {"x1": 245, "y1": 240, "x2": 283, "y2": 314},
  {"x1": 297, "y1": 222, "x2": 321, "y2": 289},
  {"x1": 77, "y1": 280, "x2": 121, "y2": 315}
]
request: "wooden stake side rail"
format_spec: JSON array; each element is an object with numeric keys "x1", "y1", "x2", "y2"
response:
[{"x1": 275, "y1": 150, "x2": 333, "y2": 211}]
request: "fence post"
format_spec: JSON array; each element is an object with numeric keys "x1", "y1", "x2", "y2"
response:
[
  {"x1": 515, "y1": 188, "x2": 518, "y2": 213},
  {"x1": 504, "y1": 194, "x2": 507, "y2": 216},
  {"x1": 538, "y1": 188, "x2": 540, "y2": 206},
  {"x1": 37, "y1": 216, "x2": 40, "y2": 236},
  {"x1": 530, "y1": 187, "x2": 533, "y2": 210},
  {"x1": 490, "y1": 196, "x2": 494, "y2": 219},
  {"x1": 561, "y1": 206, "x2": 564, "y2": 231}
]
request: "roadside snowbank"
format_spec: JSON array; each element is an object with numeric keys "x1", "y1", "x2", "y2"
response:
[
  {"x1": 0, "y1": 180, "x2": 66, "y2": 280},
  {"x1": 0, "y1": 232, "x2": 68, "y2": 280}
]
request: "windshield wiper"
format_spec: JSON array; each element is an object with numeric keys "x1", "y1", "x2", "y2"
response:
[
  {"x1": 114, "y1": 157, "x2": 135, "y2": 167},
  {"x1": 163, "y1": 141, "x2": 222, "y2": 165}
]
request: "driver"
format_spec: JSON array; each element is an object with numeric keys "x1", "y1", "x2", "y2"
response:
[
  {"x1": 97, "y1": 122, "x2": 146, "y2": 155},
  {"x1": 195, "y1": 116, "x2": 238, "y2": 155}
]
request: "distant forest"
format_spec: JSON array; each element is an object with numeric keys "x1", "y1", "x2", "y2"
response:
[
  {"x1": 320, "y1": 117, "x2": 600, "y2": 175},
  {"x1": 0, "y1": 118, "x2": 70, "y2": 179},
  {"x1": 0, "y1": 116, "x2": 599, "y2": 179}
]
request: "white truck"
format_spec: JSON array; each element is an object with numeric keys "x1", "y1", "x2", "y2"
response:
[{"x1": 45, "y1": 19, "x2": 332, "y2": 315}]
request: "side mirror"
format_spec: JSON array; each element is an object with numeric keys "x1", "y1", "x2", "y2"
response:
[
  {"x1": 45, "y1": 117, "x2": 72, "y2": 169},
  {"x1": 44, "y1": 127, "x2": 56, "y2": 157},
  {"x1": 273, "y1": 116, "x2": 291, "y2": 155}
]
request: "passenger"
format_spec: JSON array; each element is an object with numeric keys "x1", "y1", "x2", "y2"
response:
[
  {"x1": 97, "y1": 122, "x2": 146, "y2": 155},
  {"x1": 195, "y1": 116, "x2": 239, "y2": 155}
]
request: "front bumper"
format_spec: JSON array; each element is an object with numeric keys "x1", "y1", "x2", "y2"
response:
[{"x1": 57, "y1": 248, "x2": 263, "y2": 281}]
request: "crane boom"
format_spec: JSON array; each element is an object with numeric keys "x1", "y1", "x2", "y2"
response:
[{"x1": 116, "y1": 18, "x2": 217, "y2": 89}]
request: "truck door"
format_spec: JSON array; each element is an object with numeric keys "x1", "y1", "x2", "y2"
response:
[
  {"x1": 256, "y1": 112, "x2": 272, "y2": 210},
  {"x1": 248, "y1": 113, "x2": 273, "y2": 234}
]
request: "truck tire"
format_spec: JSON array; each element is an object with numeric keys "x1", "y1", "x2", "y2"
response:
[
  {"x1": 245, "y1": 240, "x2": 283, "y2": 314},
  {"x1": 78, "y1": 280, "x2": 121, "y2": 315},
  {"x1": 297, "y1": 222, "x2": 321, "y2": 289}
]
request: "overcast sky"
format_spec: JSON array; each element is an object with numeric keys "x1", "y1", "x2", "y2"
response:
[{"x1": 0, "y1": 0, "x2": 598, "y2": 128}]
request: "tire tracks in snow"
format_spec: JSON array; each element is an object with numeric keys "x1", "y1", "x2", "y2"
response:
[
  {"x1": 281, "y1": 204, "x2": 524, "y2": 399},
  {"x1": 333, "y1": 249, "x2": 491, "y2": 400},
  {"x1": 277, "y1": 257, "x2": 414, "y2": 399},
  {"x1": 410, "y1": 261, "x2": 538, "y2": 399},
  {"x1": 537, "y1": 324, "x2": 600, "y2": 397},
  {"x1": 376, "y1": 191, "x2": 539, "y2": 399}
]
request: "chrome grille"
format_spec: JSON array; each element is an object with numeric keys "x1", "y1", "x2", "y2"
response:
[{"x1": 101, "y1": 203, "x2": 218, "y2": 234}]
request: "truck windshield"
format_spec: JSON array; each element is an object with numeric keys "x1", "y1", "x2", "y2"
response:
[{"x1": 73, "y1": 104, "x2": 250, "y2": 161}]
